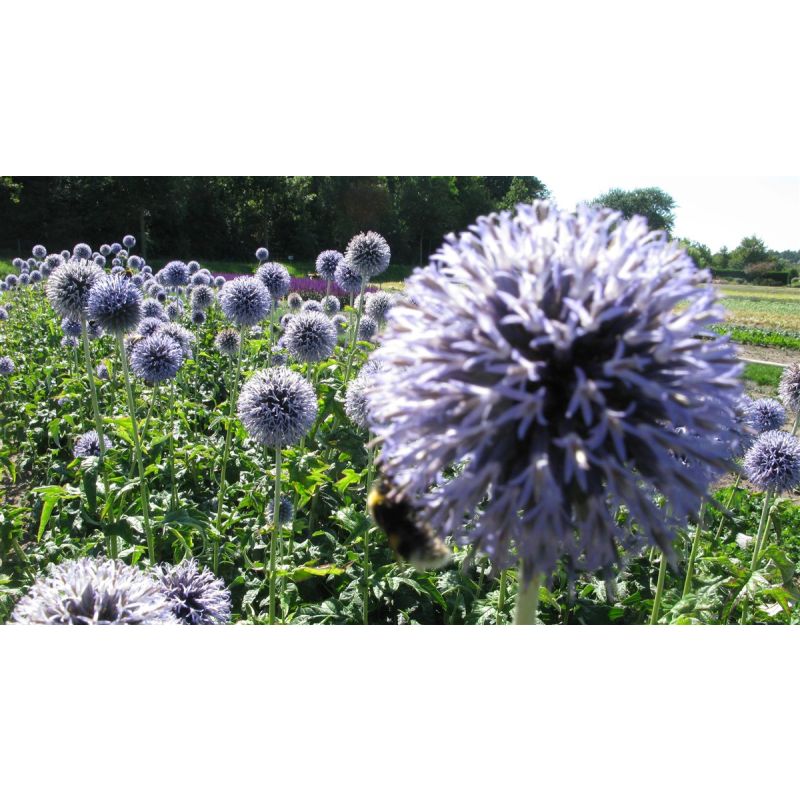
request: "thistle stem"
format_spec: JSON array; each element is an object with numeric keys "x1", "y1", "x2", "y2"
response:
[
  {"x1": 713, "y1": 473, "x2": 742, "y2": 545},
  {"x1": 362, "y1": 444, "x2": 376, "y2": 625},
  {"x1": 513, "y1": 566, "x2": 542, "y2": 625},
  {"x1": 343, "y1": 276, "x2": 366, "y2": 386},
  {"x1": 269, "y1": 447, "x2": 282, "y2": 625},
  {"x1": 496, "y1": 569, "x2": 508, "y2": 625},
  {"x1": 681, "y1": 502, "x2": 706, "y2": 599},
  {"x1": 169, "y1": 380, "x2": 177, "y2": 511},
  {"x1": 741, "y1": 490, "x2": 773, "y2": 624},
  {"x1": 649, "y1": 552, "x2": 668, "y2": 624}
]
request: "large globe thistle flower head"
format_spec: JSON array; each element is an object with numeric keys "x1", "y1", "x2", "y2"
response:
[
  {"x1": 284, "y1": 311, "x2": 337, "y2": 363},
  {"x1": 87, "y1": 274, "x2": 142, "y2": 335},
  {"x1": 122, "y1": 234, "x2": 136, "y2": 249},
  {"x1": 219, "y1": 275, "x2": 271, "y2": 327},
  {"x1": 151, "y1": 560, "x2": 231, "y2": 625},
  {"x1": 321, "y1": 295, "x2": 340, "y2": 315},
  {"x1": 61, "y1": 317, "x2": 82, "y2": 337},
  {"x1": 334, "y1": 258, "x2": 363, "y2": 294},
  {"x1": 743, "y1": 430, "x2": 800, "y2": 494},
  {"x1": 137, "y1": 317, "x2": 164, "y2": 337},
  {"x1": 0, "y1": 355, "x2": 14, "y2": 375},
  {"x1": 73, "y1": 243, "x2": 93, "y2": 260},
  {"x1": 367, "y1": 202, "x2": 744, "y2": 579},
  {"x1": 160, "y1": 322, "x2": 196, "y2": 359},
  {"x1": 256, "y1": 246, "x2": 269, "y2": 263},
  {"x1": 256, "y1": 261, "x2": 291, "y2": 298},
  {"x1": 316, "y1": 249, "x2": 344, "y2": 281},
  {"x1": 32, "y1": 244, "x2": 47, "y2": 259},
  {"x1": 345, "y1": 231, "x2": 391, "y2": 279},
  {"x1": 12, "y1": 558, "x2": 176, "y2": 625},
  {"x1": 74, "y1": 430, "x2": 112, "y2": 459},
  {"x1": 365, "y1": 290, "x2": 394, "y2": 324},
  {"x1": 744, "y1": 398, "x2": 786, "y2": 434},
  {"x1": 302, "y1": 299, "x2": 323, "y2": 314},
  {"x1": 237, "y1": 367, "x2": 318, "y2": 447},
  {"x1": 158, "y1": 260, "x2": 190, "y2": 288},
  {"x1": 287, "y1": 292, "x2": 303, "y2": 312},
  {"x1": 215, "y1": 328, "x2": 241, "y2": 357},
  {"x1": 357, "y1": 316, "x2": 377, "y2": 341},
  {"x1": 130, "y1": 331, "x2": 184, "y2": 383},
  {"x1": 190, "y1": 271, "x2": 211, "y2": 287},
  {"x1": 190, "y1": 284, "x2": 214, "y2": 310},
  {"x1": 46, "y1": 259, "x2": 104, "y2": 319},
  {"x1": 778, "y1": 363, "x2": 800, "y2": 414}
]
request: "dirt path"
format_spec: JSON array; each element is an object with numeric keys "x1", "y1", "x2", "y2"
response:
[{"x1": 735, "y1": 343, "x2": 797, "y2": 367}]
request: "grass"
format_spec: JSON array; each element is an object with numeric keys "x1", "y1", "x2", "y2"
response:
[
  {"x1": 743, "y1": 362, "x2": 783, "y2": 388},
  {"x1": 717, "y1": 283, "x2": 800, "y2": 333}
]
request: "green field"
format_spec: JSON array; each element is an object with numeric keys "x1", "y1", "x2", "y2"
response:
[{"x1": 718, "y1": 283, "x2": 800, "y2": 333}]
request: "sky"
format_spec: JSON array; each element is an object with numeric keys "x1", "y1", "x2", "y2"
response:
[{"x1": 544, "y1": 176, "x2": 800, "y2": 253}]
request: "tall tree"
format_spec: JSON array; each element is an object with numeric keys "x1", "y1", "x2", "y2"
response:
[{"x1": 591, "y1": 186, "x2": 676, "y2": 234}]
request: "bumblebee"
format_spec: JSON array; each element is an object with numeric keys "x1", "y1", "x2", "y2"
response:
[
  {"x1": 368, "y1": 476, "x2": 451, "y2": 570},
  {"x1": 124, "y1": 267, "x2": 134, "y2": 278}
]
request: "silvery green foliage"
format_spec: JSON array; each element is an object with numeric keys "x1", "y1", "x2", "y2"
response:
[
  {"x1": 237, "y1": 367, "x2": 317, "y2": 447},
  {"x1": 215, "y1": 328, "x2": 240, "y2": 357},
  {"x1": 46, "y1": 259, "x2": 104, "y2": 319},
  {"x1": 12, "y1": 558, "x2": 176, "y2": 625},
  {"x1": 315, "y1": 250, "x2": 343, "y2": 281},
  {"x1": 86, "y1": 274, "x2": 143, "y2": 335},
  {"x1": 219, "y1": 276, "x2": 271, "y2": 327},
  {"x1": 744, "y1": 398, "x2": 786, "y2": 434},
  {"x1": 151, "y1": 560, "x2": 231, "y2": 625},
  {"x1": 357, "y1": 316, "x2": 377, "y2": 341},
  {"x1": 74, "y1": 430, "x2": 112, "y2": 458},
  {"x1": 130, "y1": 331, "x2": 184, "y2": 383},
  {"x1": 334, "y1": 258, "x2": 364, "y2": 294},
  {"x1": 778, "y1": 363, "x2": 800, "y2": 414},
  {"x1": 744, "y1": 430, "x2": 800, "y2": 494},
  {"x1": 0, "y1": 355, "x2": 14, "y2": 375},
  {"x1": 364, "y1": 290, "x2": 394, "y2": 323},
  {"x1": 284, "y1": 311, "x2": 337, "y2": 363},
  {"x1": 256, "y1": 262, "x2": 291, "y2": 298},
  {"x1": 321, "y1": 295, "x2": 340, "y2": 315},
  {"x1": 158, "y1": 260, "x2": 190, "y2": 287},
  {"x1": 367, "y1": 202, "x2": 744, "y2": 577},
  {"x1": 345, "y1": 231, "x2": 391, "y2": 279},
  {"x1": 266, "y1": 495, "x2": 294, "y2": 526}
]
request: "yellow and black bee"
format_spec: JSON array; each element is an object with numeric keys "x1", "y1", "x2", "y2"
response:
[
  {"x1": 368, "y1": 476, "x2": 451, "y2": 570},
  {"x1": 124, "y1": 267, "x2": 134, "y2": 279}
]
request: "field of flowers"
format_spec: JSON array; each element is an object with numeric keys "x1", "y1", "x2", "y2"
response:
[{"x1": 2, "y1": 204, "x2": 800, "y2": 625}]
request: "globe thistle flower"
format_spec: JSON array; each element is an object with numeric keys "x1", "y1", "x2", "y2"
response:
[
  {"x1": 155, "y1": 289, "x2": 167, "y2": 303},
  {"x1": 332, "y1": 313, "x2": 347, "y2": 333},
  {"x1": 345, "y1": 231, "x2": 391, "y2": 279},
  {"x1": 321, "y1": 295, "x2": 340, "y2": 315},
  {"x1": 151, "y1": 560, "x2": 231, "y2": 625},
  {"x1": 279, "y1": 313, "x2": 292, "y2": 328},
  {"x1": 302, "y1": 300, "x2": 323, "y2": 314},
  {"x1": 60, "y1": 249, "x2": 71, "y2": 260},
  {"x1": 94, "y1": 254, "x2": 107, "y2": 268},
  {"x1": 32, "y1": 244, "x2": 47, "y2": 259},
  {"x1": 87, "y1": 319, "x2": 104, "y2": 339},
  {"x1": 141, "y1": 264, "x2": 153, "y2": 275},
  {"x1": 0, "y1": 307, "x2": 8, "y2": 321},
  {"x1": 0, "y1": 355, "x2": 14, "y2": 375},
  {"x1": 315, "y1": 249, "x2": 343, "y2": 281},
  {"x1": 73, "y1": 243, "x2": 93, "y2": 260},
  {"x1": 123, "y1": 234, "x2": 136, "y2": 249},
  {"x1": 219, "y1": 276, "x2": 271, "y2": 327},
  {"x1": 364, "y1": 290, "x2": 394, "y2": 323},
  {"x1": 45, "y1": 253, "x2": 64, "y2": 270},
  {"x1": 74, "y1": 430, "x2": 112, "y2": 458},
  {"x1": 190, "y1": 271, "x2": 211, "y2": 287},
  {"x1": 256, "y1": 247, "x2": 270, "y2": 263},
  {"x1": 137, "y1": 317, "x2": 164, "y2": 337},
  {"x1": 357, "y1": 316, "x2": 377, "y2": 341},
  {"x1": 190, "y1": 284, "x2": 214, "y2": 310},
  {"x1": 271, "y1": 350, "x2": 288, "y2": 366},
  {"x1": 128, "y1": 255, "x2": 143, "y2": 270},
  {"x1": 131, "y1": 274, "x2": 144, "y2": 288},
  {"x1": 19, "y1": 273, "x2": 30, "y2": 286},
  {"x1": 5, "y1": 274, "x2": 18, "y2": 289},
  {"x1": 97, "y1": 363, "x2": 110, "y2": 380},
  {"x1": 334, "y1": 258, "x2": 363, "y2": 294},
  {"x1": 109, "y1": 243, "x2": 122, "y2": 255},
  {"x1": 11, "y1": 558, "x2": 176, "y2": 625},
  {"x1": 87, "y1": 274, "x2": 142, "y2": 335},
  {"x1": 12, "y1": 257, "x2": 23, "y2": 269},
  {"x1": 215, "y1": 328, "x2": 241, "y2": 357},
  {"x1": 29, "y1": 269, "x2": 43, "y2": 283},
  {"x1": 284, "y1": 311, "x2": 337, "y2": 363},
  {"x1": 111, "y1": 258, "x2": 122, "y2": 268},
  {"x1": 159, "y1": 260, "x2": 190, "y2": 287},
  {"x1": 159, "y1": 322, "x2": 195, "y2": 358},
  {"x1": 287, "y1": 292, "x2": 303, "y2": 311},
  {"x1": 214, "y1": 275, "x2": 225, "y2": 289},
  {"x1": 744, "y1": 398, "x2": 786, "y2": 434},
  {"x1": 118, "y1": 249, "x2": 129, "y2": 260},
  {"x1": 191, "y1": 309, "x2": 206, "y2": 325},
  {"x1": 25, "y1": 257, "x2": 36, "y2": 269},
  {"x1": 100, "y1": 244, "x2": 111, "y2": 256},
  {"x1": 778, "y1": 363, "x2": 800, "y2": 414},
  {"x1": 61, "y1": 335, "x2": 79, "y2": 348},
  {"x1": 166, "y1": 300, "x2": 183, "y2": 320},
  {"x1": 46, "y1": 260, "x2": 104, "y2": 319},
  {"x1": 130, "y1": 331, "x2": 184, "y2": 383},
  {"x1": 256, "y1": 261, "x2": 291, "y2": 298},
  {"x1": 345, "y1": 362, "x2": 388, "y2": 429},
  {"x1": 61, "y1": 317, "x2": 82, "y2": 337},
  {"x1": 367, "y1": 202, "x2": 744, "y2": 578},
  {"x1": 237, "y1": 367, "x2": 318, "y2": 447},
  {"x1": 266, "y1": 495, "x2": 294, "y2": 526},
  {"x1": 743, "y1": 430, "x2": 800, "y2": 494},
  {"x1": 184, "y1": 260, "x2": 198, "y2": 275}
]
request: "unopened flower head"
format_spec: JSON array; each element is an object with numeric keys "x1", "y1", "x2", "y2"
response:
[
  {"x1": 74, "y1": 430, "x2": 112, "y2": 458},
  {"x1": 214, "y1": 276, "x2": 225, "y2": 289},
  {"x1": 151, "y1": 560, "x2": 231, "y2": 625},
  {"x1": 256, "y1": 261, "x2": 291, "y2": 298},
  {"x1": 128, "y1": 255, "x2": 143, "y2": 270},
  {"x1": 219, "y1": 276, "x2": 271, "y2": 326},
  {"x1": 367, "y1": 201, "x2": 744, "y2": 578},
  {"x1": 287, "y1": 292, "x2": 303, "y2": 311},
  {"x1": 345, "y1": 231, "x2": 391, "y2": 279},
  {"x1": 45, "y1": 253, "x2": 64, "y2": 270},
  {"x1": 743, "y1": 430, "x2": 800, "y2": 494},
  {"x1": 166, "y1": 300, "x2": 183, "y2": 320},
  {"x1": 187, "y1": 261, "x2": 200, "y2": 274},
  {"x1": 32, "y1": 244, "x2": 47, "y2": 259},
  {"x1": 97, "y1": 363, "x2": 110, "y2": 380},
  {"x1": 255, "y1": 247, "x2": 269, "y2": 263},
  {"x1": 87, "y1": 274, "x2": 142, "y2": 335},
  {"x1": 191, "y1": 309, "x2": 206, "y2": 325},
  {"x1": 316, "y1": 249, "x2": 344, "y2": 281},
  {"x1": 123, "y1": 234, "x2": 136, "y2": 249},
  {"x1": 0, "y1": 355, "x2": 14, "y2": 375},
  {"x1": 744, "y1": 398, "x2": 786, "y2": 434},
  {"x1": 46, "y1": 259, "x2": 104, "y2": 319},
  {"x1": 130, "y1": 331, "x2": 184, "y2": 383},
  {"x1": 284, "y1": 311, "x2": 337, "y2": 363}
]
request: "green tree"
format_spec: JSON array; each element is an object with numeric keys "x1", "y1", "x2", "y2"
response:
[
  {"x1": 591, "y1": 186, "x2": 676, "y2": 234},
  {"x1": 728, "y1": 235, "x2": 770, "y2": 270},
  {"x1": 679, "y1": 239, "x2": 713, "y2": 269}
]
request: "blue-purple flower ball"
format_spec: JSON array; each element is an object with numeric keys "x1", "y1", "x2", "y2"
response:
[
  {"x1": 334, "y1": 258, "x2": 364, "y2": 294},
  {"x1": 256, "y1": 262, "x2": 291, "y2": 298},
  {"x1": 74, "y1": 430, "x2": 112, "y2": 458},
  {"x1": 61, "y1": 317, "x2": 82, "y2": 337},
  {"x1": 255, "y1": 247, "x2": 269, "y2": 263},
  {"x1": 744, "y1": 398, "x2": 786, "y2": 434},
  {"x1": 87, "y1": 275, "x2": 142, "y2": 335},
  {"x1": 158, "y1": 260, "x2": 190, "y2": 288},
  {"x1": 283, "y1": 311, "x2": 337, "y2": 363},
  {"x1": 73, "y1": 243, "x2": 93, "y2": 260},
  {"x1": 215, "y1": 328, "x2": 241, "y2": 357},
  {"x1": 357, "y1": 316, "x2": 377, "y2": 341},
  {"x1": 130, "y1": 332, "x2": 184, "y2": 383},
  {"x1": 743, "y1": 430, "x2": 800, "y2": 494},
  {"x1": 32, "y1": 245, "x2": 47, "y2": 259},
  {"x1": 151, "y1": 559, "x2": 231, "y2": 625},
  {"x1": 219, "y1": 276, "x2": 271, "y2": 327},
  {"x1": 46, "y1": 260, "x2": 104, "y2": 319},
  {"x1": 315, "y1": 250, "x2": 343, "y2": 281},
  {"x1": 123, "y1": 234, "x2": 136, "y2": 249},
  {"x1": 345, "y1": 231, "x2": 391, "y2": 279},
  {"x1": 0, "y1": 356, "x2": 14, "y2": 375}
]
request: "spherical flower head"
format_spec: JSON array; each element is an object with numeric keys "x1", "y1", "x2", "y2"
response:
[
  {"x1": 271, "y1": 350, "x2": 288, "y2": 366},
  {"x1": 61, "y1": 317, "x2": 82, "y2": 337},
  {"x1": 87, "y1": 274, "x2": 142, "y2": 335},
  {"x1": 137, "y1": 317, "x2": 164, "y2": 337},
  {"x1": 778, "y1": 364, "x2": 800, "y2": 413},
  {"x1": 19, "y1": 273, "x2": 30, "y2": 286},
  {"x1": 46, "y1": 259, "x2": 104, "y2": 319},
  {"x1": 5, "y1": 274, "x2": 19, "y2": 289},
  {"x1": 130, "y1": 331, "x2": 184, "y2": 383},
  {"x1": 266, "y1": 495, "x2": 294, "y2": 526},
  {"x1": 287, "y1": 292, "x2": 303, "y2": 311},
  {"x1": 334, "y1": 258, "x2": 364, "y2": 294},
  {"x1": 191, "y1": 309, "x2": 206, "y2": 325},
  {"x1": 151, "y1": 560, "x2": 231, "y2": 625},
  {"x1": 365, "y1": 290, "x2": 394, "y2": 323},
  {"x1": 45, "y1": 253, "x2": 64, "y2": 270},
  {"x1": 97, "y1": 363, "x2": 110, "y2": 380},
  {"x1": 159, "y1": 322, "x2": 195, "y2": 358},
  {"x1": 61, "y1": 335, "x2": 79, "y2": 348},
  {"x1": 744, "y1": 398, "x2": 786, "y2": 434},
  {"x1": 302, "y1": 300, "x2": 323, "y2": 314},
  {"x1": 256, "y1": 246, "x2": 269, "y2": 263},
  {"x1": 187, "y1": 260, "x2": 200, "y2": 274},
  {"x1": 214, "y1": 275, "x2": 225, "y2": 289},
  {"x1": 284, "y1": 311, "x2": 337, "y2": 363},
  {"x1": 166, "y1": 300, "x2": 182, "y2": 320},
  {"x1": 332, "y1": 313, "x2": 347, "y2": 333},
  {"x1": 25, "y1": 258, "x2": 35, "y2": 269},
  {"x1": 12, "y1": 558, "x2": 175, "y2": 625},
  {"x1": 111, "y1": 265, "x2": 126, "y2": 277},
  {"x1": 219, "y1": 276, "x2": 271, "y2": 327},
  {"x1": 118, "y1": 250, "x2": 129, "y2": 260},
  {"x1": 87, "y1": 320, "x2": 104, "y2": 339},
  {"x1": 111, "y1": 258, "x2": 122, "y2": 268},
  {"x1": 29, "y1": 269, "x2": 43, "y2": 283},
  {"x1": 122, "y1": 234, "x2": 136, "y2": 249},
  {"x1": 190, "y1": 271, "x2": 211, "y2": 287},
  {"x1": 321, "y1": 295, "x2": 340, "y2": 315},
  {"x1": 190, "y1": 285, "x2": 214, "y2": 311},
  {"x1": 345, "y1": 362, "x2": 388, "y2": 429},
  {"x1": 141, "y1": 264, "x2": 152, "y2": 275},
  {"x1": 32, "y1": 244, "x2": 47, "y2": 259},
  {"x1": 154, "y1": 289, "x2": 166, "y2": 303},
  {"x1": 367, "y1": 201, "x2": 744, "y2": 577},
  {"x1": 128, "y1": 255, "x2": 143, "y2": 270},
  {"x1": 345, "y1": 231, "x2": 391, "y2": 279},
  {"x1": 130, "y1": 274, "x2": 144, "y2": 289},
  {"x1": 159, "y1": 260, "x2": 190, "y2": 287},
  {"x1": 74, "y1": 430, "x2": 112, "y2": 458},
  {"x1": 357, "y1": 316, "x2": 377, "y2": 341},
  {"x1": 215, "y1": 328, "x2": 241, "y2": 357},
  {"x1": 256, "y1": 261, "x2": 291, "y2": 298},
  {"x1": 0, "y1": 355, "x2": 14, "y2": 375},
  {"x1": 60, "y1": 249, "x2": 71, "y2": 259},
  {"x1": 237, "y1": 367, "x2": 318, "y2": 447},
  {"x1": 73, "y1": 243, "x2": 93, "y2": 260},
  {"x1": 12, "y1": 257, "x2": 23, "y2": 269},
  {"x1": 0, "y1": 307, "x2": 8, "y2": 321},
  {"x1": 100, "y1": 244, "x2": 111, "y2": 256},
  {"x1": 315, "y1": 250, "x2": 343, "y2": 281},
  {"x1": 94, "y1": 255, "x2": 107, "y2": 268},
  {"x1": 744, "y1": 430, "x2": 800, "y2": 494}
]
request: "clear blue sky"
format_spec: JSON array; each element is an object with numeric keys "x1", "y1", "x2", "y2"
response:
[{"x1": 545, "y1": 176, "x2": 800, "y2": 253}]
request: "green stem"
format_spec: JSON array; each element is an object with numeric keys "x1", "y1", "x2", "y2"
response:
[
  {"x1": 169, "y1": 380, "x2": 177, "y2": 511},
  {"x1": 681, "y1": 502, "x2": 706, "y2": 599},
  {"x1": 269, "y1": 448, "x2": 282, "y2": 625},
  {"x1": 513, "y1": 566, "x2": 542, "y2": 625},
  {"x1": 343, "y1": 276, "x2": 366, "y2": 386},
  {"x1": 713, "y1": 473, "x2": 742, "y2": 545},
  {"x1": 649, "y1": 552, "x2": 668, "y2": 624},
  {"x1": 362, "y1": 445, "x2": 376, "y2": 625},
  {"x1": 741, "y1": 490, "x2": 773, "y2": 625},
  {"x1": 496, "y1": 569, "x2": 508, "y2": 625}
]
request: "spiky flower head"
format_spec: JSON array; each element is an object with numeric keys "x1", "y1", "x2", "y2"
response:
[
  {"x1": 87, "y1": 274, "x2": 142, "y2": 335},
  {"x1": 357, "y1": 316, "x2": 377, "y2": 341},
  {"x1": 166, "y1": 300, "x2": 183, "y2": 320},
  {"x1": 271, "y1": 350, "x2": 288, "y2": 366},
  {"x1": 345, "y1": 231, "x2": 391, "y2": 279},
  {"x1": 19, "y1": 273, "x2": 30, "y2": 286},
  {"x1": 334, "y1": 258, "x2": 363, "y2": 294},
  {"x1": 158, "y1": 260, "x2": 190, "y2": 287},
  {"x1": 321, "y1": 295, "x2": 340, "y2": 315},
  {"x1": 190, "y1": 284, "x2": 214, "y2": 310},
  {"x1": 365, "y1": 290, "x2": 394, "y2": 323},
  {"x1": 367, "y1": 201, "x2": 743, "y2": 578},
  {"x1": 94, "y1": 255, "x2": 107, "y2": 268},
  {"x1": 61, "y1": 335, "x2": 79, "y2": 348},
  {"x1": 287, "y1": 292, "x2": 303, "y2": 311},
  {"x1": 61, "y1": 317, "x2": 82, "y2": 337},
  {"x1": 141, "y1": 298, "x2": 168, "y2": 321},
  {"x1": 29, "y1": 269, "x2": 43, "y2": 283},
  {"x1": 214, "y1": 275, "x2": 225, "y2": 288},
  {"x1": 316, "y1": 249, "x2": 344, "y2": 281},
  {"x1": 97, "y1": 363, "x2": 110, "y2": 380},
  {"x1": 219, "y1": 276, "x2": 271, "y2": 327},
  {"x1": 237, "y1": 367, "x2": 317, "y2": 447},
  {"x1": 12, "y1": 257, "x2": 23, "y2": 269},
  {"x1": 151, "y1": 560, "x2": 231, "y2": 625},
  {"x1": 60, "y1": 249, "x2": 72, "y2": 259},
  {"x1": 256, "y1": 261, "x2": 291, "y2": 298},
  {"x1": 0, "y1": 307, "x2": 8, "y2": 321},
  {"x1": 743, "y1": 430, "x2": 800, "y2": 494},
  {"x1": 74, "y1": 430, "x2": 112, "y2": 458},
  {"x1": 100, "y1": 244, "x2": 111, "y2": 256},
  {"x1": 123, "y1": 234, "x2": 136, "y2": 249},
  {"x1": 284, "y1": 311, "x2": 337, "y2": 363},
  {"x1": 32, "y1": 244, "x2": 47, "y2": 259},
  {"x1": 191, "y1": 309, "x2": 206, "y2": 325},
  {"x1": 266, "y1": 495, "x2": 294, "y2": 526},
  {"x1": 190, "y1": 271, "x2": 212, "y2": 287},
  {"x1": 128, "y1": 255, "x2": 143, "y2": 270},
  {"x1": 73, "y1": 243, "x2": 93, "y2": 260},
  {"x1": 155, "y1": 289, "x2": 167, "y2": 303},
  {"x1": 256, "y1": 246, "x2": 269, "y2": 263},
  {"x1": 187, "y1": 260, "x2": 200, "y2": 274},
  {"x1": 332, "y1": 313, "x2": 347, "y2": 333},
  {"x1": 0, "y1": 355, "x2": 14, "y2": 375},
  {"x1": 112, "y1": 258, "x2": 122, "y2": 268},
  {"x1": 778, "y1": 364, "x2": 800, "y2": 413},
  {"x1": 130, "y1": 331, "x2": 184, "y2": 383},
  {"x1": 25, "y1": 258, "x2": 35, "y2": 269},
  {"x1": 46, "y1": 259, "x2": 104, "y2": 319},
  {"x1": 160, "y1": 322, "x2": 196, "y2": 359},
  {"x1": 137, "y1": 317, "x2": 164, "y2": 337},
  {"x1": 215, "y1": 328, "x2": 241, "y2": 357},
  {"x1": 45, "y1": 253, "x2": 64, "y2": 270},
  {"x1": 345, "y1": 362, "x2": 388, "y2": 429},
  {"x1": 744, "y1": 398, "x2": 786, "y2": 434},
  {"x1": 302, "y1": 299, "x2": 323, "y2": 314},
  {"x1": 12, "y1": 558, "x2": 176, "y2": 625},
  {"x1": 5, "y1": 274, "x2": 18, "y2": 289}
]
